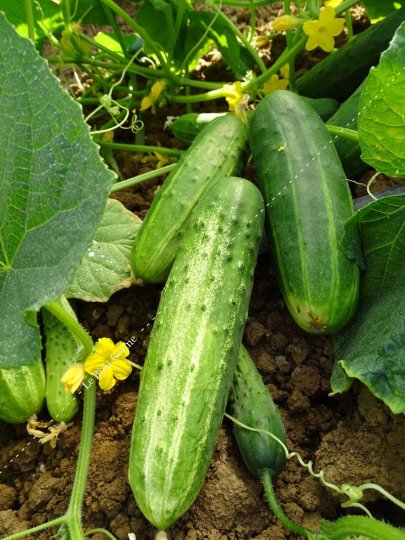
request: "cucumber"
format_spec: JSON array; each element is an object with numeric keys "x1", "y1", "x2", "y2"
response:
[
  {"x1": 43, "y1": 302, "x2": 80, "y2": 423},
  {"x1": 172, "y1": 112, "x2": 227, "y2": 144},
  {"x1": 249, "y1": 91, "x2": 359, "y2": 334},
  {"x1": 0, "y1": 360, "x2": 46, "y2": 423},
  {"x1": 229, "y1": 345, "x2": 287, "y2": 478},
  {"x1": 129, "y1": 177, "x2": 264, "y2": 529},
  {"x1": 297, "y1": 9, "x2": 405, "y2": 101},
  {"x1": 131, "y1": 114, "x2": 249, "y2": 284},
  {"x1": 327, "y1": 82, "x2": 367, "y2": 178},
  {"x1": 171, "y1": 99, "x2": 338, "y2": 146}
]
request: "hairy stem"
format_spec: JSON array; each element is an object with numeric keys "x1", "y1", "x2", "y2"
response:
[{"x1": 321, "y1": 516, "x2": 405, "y2": 540}]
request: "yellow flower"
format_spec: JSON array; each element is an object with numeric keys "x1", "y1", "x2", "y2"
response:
[
  {"x1": 263, "y1": 74, "x2": 289, "y2": 95},
  {"x1": 61, "y1": 364, "x2": 85, "y2": 393},
  {"x1": 59, "y1": 23, "x2": 91, "y2": 56},
  {"x1": 254, "y1": 35, "x2": 269, "y2": 48},
  {"x1": 84, "y1": 338, "x2": 132, "y2": 391},
  {"x1": 141, "y1": 80, "x2": 166, "y2": 112},
  {"x1": 272, "y1": 15, "x2": 299, "y2": 32},
  {"x1": 280, "y1": 64, "x2": 290, "y2": 80},
  {"x1": 324, "y1": 0, "x2": 342, "y2": 7},
  {"x1": 222, "y1": 82, "x2": 249, "y2": 122},
  {"x1": 303, "y1": 7, "x2": 345, "y2": 53}
]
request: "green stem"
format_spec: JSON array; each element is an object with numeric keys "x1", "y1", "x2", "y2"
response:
[
  {"x1": 45, "y1": 297, "x2": 93, "y2": 361},
  {"x1": 100, "y1": 2, "x2": 128, "y2": 57},
  {"x1": 326, "y1": 124, "x2": 359, "y2": 142},
  {"x1": 214, "y1": 9, "x2": 267, "y2": 73},
  {"x1": 345, "y1": 10, "x2": 354, "y2": 40},
  {"x1": 210, "y1": 0, "x2": 279, "y2": 6},
  {"x1": 24, "y1": 0, "x2": 35, "y2": 41},
  {"x1": 66, "y1": 379, "x2": 97, "y2": 540},
  {"x1": 262, "y1": 470, "x2": 309, "y2": 538},
  {"x1": 99, "y1": 142, "x2": 184, "y2": 156},
  {"x1": 320, "y1": 516, "x2": 405, "y2": 540},
  {"x1": 84, "y1": 528, "x2": 118, "y2": 540},
  {"x1": 335, "y1": 0, "x2": 359, "y2": 15},
  {"x1": 99, "y1": 0, "x2": 176, "y2": 84},
  {"x1": 1, "y1": 517, "x2": 66, "y2": 540},
  {"x1": 110, "y1": 163, "x2": 177, "y2": 193}
]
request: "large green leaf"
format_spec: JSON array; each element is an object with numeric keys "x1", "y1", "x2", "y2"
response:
[
  {"x1": 332, "y1": 194, "x2": 405, "y2": 414},
  {"x1": 66, "y1": 199, "x2": 142, "y2": 302},
  {"x1": 136, "y1": 0, "x2": 176, "y2": 55},
  {"x1": 0, "y1": 13, "x2": 115, "y2": 369},
  {"x1": 358, "y1": 23, "x2": 405, "y2": 177},
  {"x1": 362, "y1": 0, "x2": 405, "y2": 21}
]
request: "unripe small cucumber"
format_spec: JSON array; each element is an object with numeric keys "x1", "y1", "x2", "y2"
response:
[
  {"x1": 131, "y1": 114, "x2": 249, "y2": 283},
  {"x1": 297, "y1": 9, "x2": 405, "y2": 101},
  {"x1": 327, "y1": 82, "x2": 367, "y2": 178},
  {"x1": 250, "y1": 91, "x2": 359, "y2": 334},
  {"x1": 229, "y1": 345, "x2": 287, "y2": 478},
  {"x1": 129, "y1": 177, "x2": 264, "y2": 529},
  {"x1": 43, "y1": 302, "x2": 80, "y2": 423},
  {"x1": 0, "y1": 360, "x2": 46, "y2": 423}
]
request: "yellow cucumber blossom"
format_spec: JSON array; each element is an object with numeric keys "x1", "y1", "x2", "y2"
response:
[
  {"x1": 59, "y1": 23, "x2": 91, "y2": 56},
  {"x1": 254, "y1": 35, "x2": 269, "y2": 48},
  {"x1": 27, "y1": 415, "x2": 72, "y2": 448},
  {"x1": 324, "y1": 0, "x2": 342, "y2": 7},
  {"x1": 222, "y1": 82, "x2": 249, "y2": 122},
  {"x1": 272, "y1": 15, "x2": 299, "y2": 32},
  {"x1": 263, "y1": 74, "x2": 289, "y2": 95},
  {"x1": 84, "y1": 337, "x2": 132, "y2": 391},
  {"x1": 141, "y1": 80, "x2": 166, "y2": 112},
  {"x1": 61, "y1": 363, "x2": 85, "y2": 393},
  {"x1": 280, "y1": 64, "x2": 290, "y2": 80},
  {"x1": 153, "y1": 142, "x2": 170, "y2": 169},
  {"x1": 303, "y1": 7, "x2": 345, "y2": 53}
]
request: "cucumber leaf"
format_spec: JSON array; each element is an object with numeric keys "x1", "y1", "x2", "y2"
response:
[
  {"x1": 0, "y1": 14, "x2": 115, "y2": 369},
  {"x1": 332, "y1": 194, "x2": 405, "y2": 414},
  {"x1": 136, "y1": 0, "x2": 176, "y2": 55},
  {"x1": 362, "y1": 0, "x2": 405, "y2": 22},
  {"x1": 66, "y1": 199, "x2": 142, "y2": 302},
  {"x1": 358, "y1": 23, "x2": 405, "y2": 178}
]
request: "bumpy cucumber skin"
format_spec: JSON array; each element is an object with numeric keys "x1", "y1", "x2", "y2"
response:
[
  {"x1": 131, "y1": 114, "x2": 249, "y2": 284},
  {"x1": 250, "y1": 91, "x2": 359, "y2": 334},
  {"x1": 229, "y1": 345, "x2": 287, "y2": 478},
  {"x1": 327, "y1": 82, "x2": 366, "y2": 178},
  {"x1": 0, "y1": 360, "x2": 46, "y2": 423},
  {"x1": 129, "y1": 177, "x2": 264, "y2": 529},
  {"x1": 172, "y1": 112, "x2": 227, "y2": 144},
  {"x1": 43, "y1": 307, "x2": 80, "y2": 423},
  {"x1": 297, "y1": 9, "x2": 405, "y2": 101}
]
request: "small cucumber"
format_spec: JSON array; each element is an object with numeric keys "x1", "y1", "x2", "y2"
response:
[
  {"x1": 249, "y1": 91, "x2": 359, "y2": 334},
  {"x1": 131, "y1": 114, "x2": 249, "y2": 283},
  {"x1": 229, "y1": 345, "x2": 287, "y2": 478},
  {"x1": 327, "y1": 82, "x2": 367, "y2": 178},
  {"x1": 129, "y1": 177, "x2": 264, "y2": 529},
  {"x1": 171, "y1": 112, "x2": 227, "y2": 144},
  {"x1": 297, "y1": 9, "x2": 405, "y2": 101},
  {"x1": 0, "y1": 360, "x2": 46, "y2": 423},
  {"x1": 43, "y1": 302, "x2": 80, "y2": 423}
]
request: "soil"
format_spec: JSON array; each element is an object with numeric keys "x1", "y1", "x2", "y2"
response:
[{"x1": 1, "y1": 4, "x2": 405, "y2": 540}]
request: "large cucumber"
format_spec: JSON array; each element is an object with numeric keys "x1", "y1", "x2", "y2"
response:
[
  {"x1": 229, "y1": 345, "x2": 287, "y2": 478},
  {"x1": 249, "y1": 91, "x2": 359, "y2": 334},
  {"x1": 131, "y1": 114, "x2": 249, "y2": 283},
  {"x1": 327, "y1": 82, "x2": 367, "y2": 178},
  {"x1": 43, "y1": 302, "x2": 80, "y2": 423},
  {"x1": 297, "y1": 9, "x2": 405, "y2": 101},
  {"x1": 129, "y1": 177, "x2": 264, "y2": 529},
  {"x1": 0, "y1": 360, "x2": 46, "y2": 423}
]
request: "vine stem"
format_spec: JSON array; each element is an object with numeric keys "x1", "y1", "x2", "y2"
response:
[
  {"x1": 1, "y1": 517, "x2": 66, "y2": 540},
  {"x1": 326, "y1": 124, "x2": 359, "y2": 141},
  {"x1": 110, "y1": 164, "x2": 177, "y2": 193},
  {"x1": 99, "y1": 142, "x2": 184, "y2": 156},
  {"x1": 24, "y1": 0, "x2": 35, "y2": 41},
  {"x1": 66, "y1": 379, "x2": 97, "y2": 540},
  {"x1": 262, "y1": 470, "x2": 310, "y2": 538},
  {"x1": 320, "y1": 516, "x2": 405, "y2": 540}
]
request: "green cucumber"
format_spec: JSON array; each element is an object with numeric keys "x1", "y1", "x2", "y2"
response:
[
  {"x1": 171, "y1": 112, "x2": 227, "y2": 144},
  {"x1": 131, "y1": 114, "x2": 249, "y2": 284},
  {"x1": 297, "y1": 9, "x2": 405, "y2": 101},
  {"x1": 0, "y1": 360, "x2": 46, "y2": 423},
  {"x1": 171, "y1": 99, "x2": 338, "y2": 146},
  {"x1": 327, "y1": 82, "x2": 367, "y2": 178},
  {"x1": 249, "y1": 91, "x2": 359, "y2": 334},
  {"x1": 43, "y1": 302, "x2": 80, "y2": 423},
  {"x1": 229, "y1": 345, "x2": 287, "y2": 478},
  {"x1": 129, "y1": 177, "x2": 264, "y2": 529}
]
